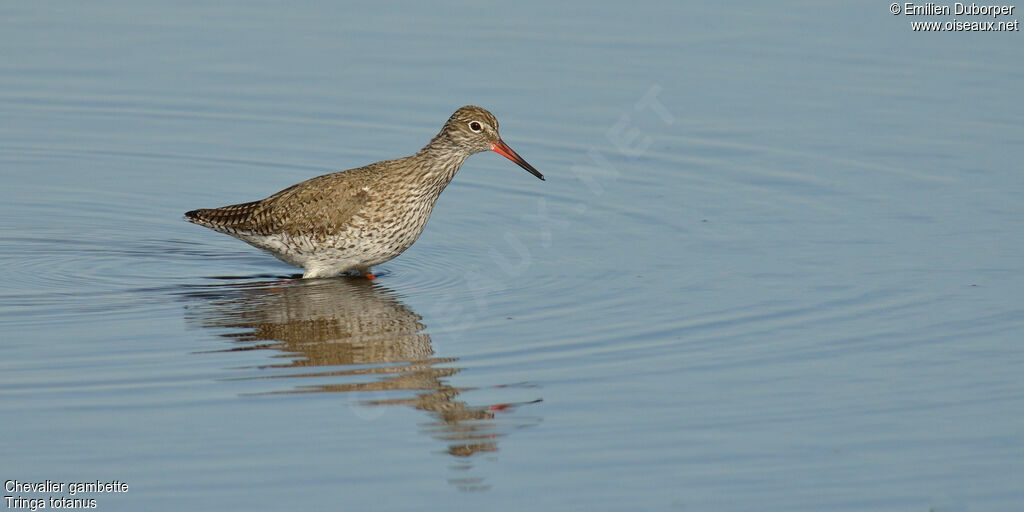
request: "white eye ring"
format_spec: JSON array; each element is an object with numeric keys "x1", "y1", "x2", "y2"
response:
[{"x1": 468, "y1": 121, "x2": 483, "y2": 132}]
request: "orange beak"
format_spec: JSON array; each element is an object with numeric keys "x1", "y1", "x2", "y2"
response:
[{"x1": 490, "y1": 140, "x2": 545, "y2": 181}]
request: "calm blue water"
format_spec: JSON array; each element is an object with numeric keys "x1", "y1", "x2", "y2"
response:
[{"x1": 2, "y1": 2, "x2": 1022, "y2": 511}]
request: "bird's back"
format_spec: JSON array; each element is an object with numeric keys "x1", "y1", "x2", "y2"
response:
[{"x1": 185, "y1": 166, "x2": 378, "y2": 238}]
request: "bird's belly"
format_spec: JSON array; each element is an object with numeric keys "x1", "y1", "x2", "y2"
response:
[{"x1": 238, "y1": 210, "x2": 432, "y2": 275}]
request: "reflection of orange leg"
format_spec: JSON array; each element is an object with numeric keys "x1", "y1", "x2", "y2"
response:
[{"x1": 270, "y1": 275, "x2": 303, "y2": 287}]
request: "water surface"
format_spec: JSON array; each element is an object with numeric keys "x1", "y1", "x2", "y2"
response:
[{"x1": 2, "y1": 2, "x2": 1022, "y2": 511}]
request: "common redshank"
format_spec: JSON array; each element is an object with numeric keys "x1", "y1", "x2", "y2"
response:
[{"x1": 185, "y1": 105, "x2": 544, "y2": 278}]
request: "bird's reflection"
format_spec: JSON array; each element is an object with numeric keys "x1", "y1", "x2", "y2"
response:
[{"x1": 181, "y1": 275, "x2": 539, "y2": 489}]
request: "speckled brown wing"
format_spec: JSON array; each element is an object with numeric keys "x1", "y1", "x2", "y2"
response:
[{"x1": 185, "y1": 169, "x2": 373, "y2": 237}]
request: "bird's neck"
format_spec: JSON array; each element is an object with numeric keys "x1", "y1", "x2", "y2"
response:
[{"x1": 405, "y1": 138, "x2": 471, "y2": 195}]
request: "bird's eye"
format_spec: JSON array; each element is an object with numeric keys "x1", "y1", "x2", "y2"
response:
[{"x1": 469, "y1": 121, "x2": 482, "y2": 132}]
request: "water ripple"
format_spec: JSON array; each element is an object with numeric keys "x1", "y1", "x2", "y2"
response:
[{"x1": 0, "y1": 235, "x2": 254, "y2": 323}]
